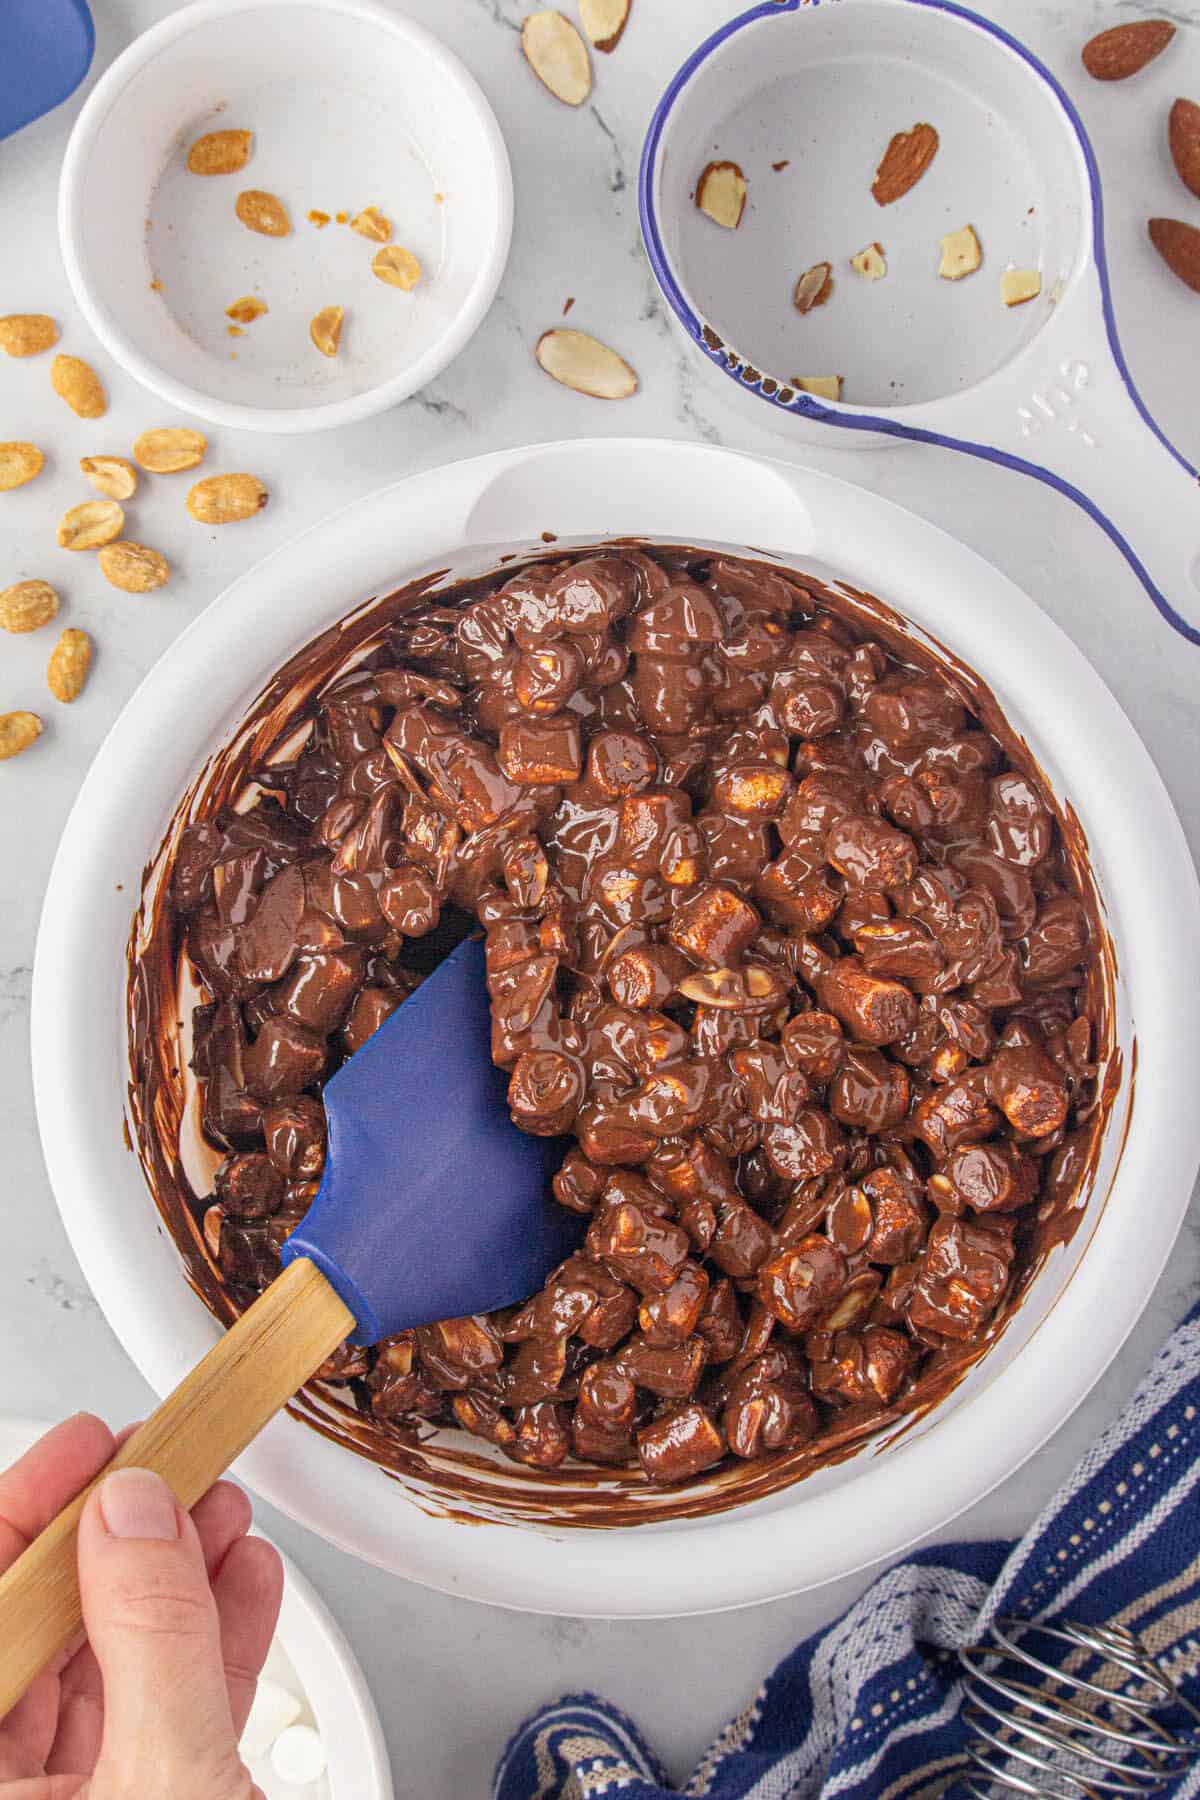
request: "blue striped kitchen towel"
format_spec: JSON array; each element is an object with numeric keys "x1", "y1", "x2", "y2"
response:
[{"x1": 493, "y1": 1302, "x2": 1200, "y2": 1798}]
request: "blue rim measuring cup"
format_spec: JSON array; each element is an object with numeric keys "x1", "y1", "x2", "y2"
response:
[{"x1": 638, "y1": 0, "x2": 1200, "y2": 645}]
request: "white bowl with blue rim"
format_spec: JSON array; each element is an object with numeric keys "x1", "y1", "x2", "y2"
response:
[{"x1": 638, "y1": 0, "x2": 1200, "y2": 645}]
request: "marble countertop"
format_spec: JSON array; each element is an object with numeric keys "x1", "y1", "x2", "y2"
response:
[{"x1": 2, "y1": 1, "x2": 1198, "y2": 1793}]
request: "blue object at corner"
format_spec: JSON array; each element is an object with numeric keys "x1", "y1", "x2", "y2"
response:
[
  {"x1": 282, "y1": 935, "x2": 581, "y2": 1345},
  {"x1": 0, "y1": 0, "x2": 94, "y2": 143}
]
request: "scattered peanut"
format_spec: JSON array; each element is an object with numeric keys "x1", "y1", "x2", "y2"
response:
[
  {"x1": 80, "y1": 455, "x2": 138, "y2": 500},
  {"x1": 0, "y1": 314, "x2": 59, "y2": 357},
  {"x1": 0, "y1": 712, "x2": 42, "y2": 759},
  {"x1": 51, "y1": 354, "x2": 106, "y2": 419},
  {"x1": 310, "y1": 306, "x2": 345, "y2": 358},
  {"x1": 133, "y1": 427, "x2": 207, "y2": 474},
  {"x1": 0, "y1": 442, "x2": 45, "y2": 492},
  {"x1": 98, "y1": 542, "x2": 170, "y2": 593},
  {"x1": 226, "y1": 296, "x2": 268, "y2": 325},
  {"x1": 235, "y1": 190, "x2": 291, "y2": 237},
  {"x1": 186, "y1": 474, "x2": 268, "y2": 525},
  {"x1": 47, "y1": 628, "x2": 92, "y2": 703},
  {"x1": 0, "y1": 580, "x2": 58, "y2": 634},
  {"x1": 57, "y1": 499, "x2": 125, "y2": 551},
  {"x1": 350, "y1": 207, "x2": 391, "y2": 243},
  {"x1": 187, "y1": 129, "x2": 252, "y2": 175},
  {"x1": 371, "y1": 246, "x2": 421, "y2": 291}
]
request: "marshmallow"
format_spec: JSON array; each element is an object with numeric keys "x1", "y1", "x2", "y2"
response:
[
  {"x1": 271, "y1": 1722, "x2": 329, "y2": 1786},
  {"x1": 239, "y1": 1676, "x2": 303, "y2": 1758}
]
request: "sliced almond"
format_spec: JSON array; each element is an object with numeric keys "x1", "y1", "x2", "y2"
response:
[
  {"x1": 534, "y1": 328, "x2": 638, "y2": 399},
  {"x1": 350, "y1": 207, "x2": 391, "y2": 243},
  {"x1": 187, "y1": 474, "x2": 269, "y2": 525},
  {"x1": 793, "y1": 261, "x2": 833, "y2": 313},
  {"x1": 57, "y1": 499, "x2": 124, "y2": 551},
  {"x1": 0, "y1": 442, "x2": 45, "y2": 492},
  {"x1": 310, "y1": 305, "x2": 345, "y2": 358},
  {"x1": 187, "y1": 129, "x2": 252, "y2": 174},
  {"x1": 235, "y1": 189, "x2": 291, "y2": 237},
  {"x1": 98, "y1": 541, "x2": 170, "y2": 593},
  {"x1": 0, "y1": 580, "x2": 58, "y2": 634},
  {"x1": 580, "y1": 0, "x2": 630, "y2": 53},
  {"x1": 47, "y1": 628, "x2": 92, "y2": 704},
  {"x1": 695, "y1": 161, "x2": 747, "y2": 231},
  {"x1": 1169, "y1": 98, "x2": 1200, "y2": 201},
  {"x1": 1000, "y1": 268, "x2": 1041, "y2": 308},
  {"x1": 1082, "y1": 20, "x2": 1174, "y2": 80},
  {"x1": 939, "y1": 225, "x2": 981, "y2": 281},
  {"x1": 0, "y1": 313, "x2": 59, "y2": 357},
  {"x1": 872, "y1": 122, "x2": 939, "y2": 206},
  {"x1": 850, "y1": 242, "x2": 886, "y2": 280},
  {"x1": 226, "y1": 295, "x2": 268, "y2": 325},
  {"x1": 1149, "y1": 217, "x2": 1200, "y2": 294},
  {"x1": 51, "y1": 354, "x2": 106, "y2": 419},
  {"x1": 0, "y1": 712, "x2": 42, "y2": 759},
  {"x1": 133, "y1": 427, "x2": 207, "y2": 474},
  {"x1": 371, "y1": 246, "x2": 421, "y2": 291},
  {"x1": 521, "y1": 11, "x2": 592, "y2": 106},
  {"x1": 80, "y1": 455, "x2": 138, "y2": 500},
  {"x1": 791, "y1": 375, "x2": 842, "y2": 401}
]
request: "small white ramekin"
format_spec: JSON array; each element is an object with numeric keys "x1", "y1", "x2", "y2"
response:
[{"x1": 58, "y1": 0, "x2": 512, "y2": 434}]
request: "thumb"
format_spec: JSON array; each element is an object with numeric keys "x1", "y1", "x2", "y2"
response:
[{"x1": 77, "y1": 1468, "x2": 248, "y2": 1800}]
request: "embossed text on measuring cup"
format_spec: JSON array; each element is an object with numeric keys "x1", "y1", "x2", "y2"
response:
[{"x1": 1017, "y1": 361, "x2": 1098, "y2": 448}]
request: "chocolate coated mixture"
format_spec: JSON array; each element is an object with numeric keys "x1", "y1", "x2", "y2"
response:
[{"x1": 163, "y1": 546, "x2": 1105, "y2": 1487}]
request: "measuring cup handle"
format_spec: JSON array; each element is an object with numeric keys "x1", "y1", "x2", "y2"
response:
[{"x1": 932, "y1": 277, "x2": 1200, "y2": 643}]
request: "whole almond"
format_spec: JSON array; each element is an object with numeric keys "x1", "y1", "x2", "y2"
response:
[
  {"x1": 57, "y1": 499, "x2": 125, "y2": 550},
  {"x1": 236, "y1": 190, "x2": 291, "y2": 237},
  {"x1": 47, "y1": 628, "x2": 92, "y2": 704},
  {"x1": 0, "y1": 442, "x2": 45, "y2": 492},
  {"x1": 521, "y1": 10, "x2": 592, "y2": 106},
  {"x1": 1082, "y1": 20, "x2": 1174, "y2": 80},
  {"x1": 133, "y1": 427, "x2": 207, "y2": 473},
  {"x1": 350, "y1": 207, "x2": 391, "y2": 243},
  {"x1": 80, "y1": 455, "x2": 138, "y2": 500},
  {"x1": 187, "y1": 474, "x2": 269, "y2": 524},
  {"x1": 0, "y1": 314, "x2": 59, "y2": 357},
  {"x1": 51, "y1": 354, "x2": 106, "y2": 419},
  {"x1": 98, "y1": 541, "x2": 170, "y2": 593},
  {"x1": 1169, "y1": 98, "x2": 1200, "y2": 201},
  {"x1": 371, "y1": 246, "x2": 421, "y2": 291},
  {"x1": 310, "y1": 306, "x2": 345, "y2": 358},
  {"x1": 872, "y1": 122, "x2": 939, "y2": 206},
  {"x1": 1148, "y1": 217, "x2": 1200, "y2": 294},
  {"x1": 0, "y1": 580, "x2": 58, "y2": 634},
  {"x1": 187, "y1": 129, "x2": 252, "y2": 175},
  {"x1": 0, "y1": 712, "x2": 43, "y2": 759}
]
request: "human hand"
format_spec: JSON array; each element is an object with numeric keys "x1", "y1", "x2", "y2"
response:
[{"x1": 0, "y1": 1413, "x2": 283, "y2": 1799}]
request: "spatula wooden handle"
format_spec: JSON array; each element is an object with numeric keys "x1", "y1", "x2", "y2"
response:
[{"x1": 0, "y1": 1256, "x2": 354, "y2": 1720}]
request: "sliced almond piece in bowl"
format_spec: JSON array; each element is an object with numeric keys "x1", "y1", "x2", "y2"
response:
[
  {"x1": 80, "y1": 455, "x2": 138, "y2": 500},
  {"x1": 791, "y1": 376, "x2": 842, "y2": 401},
  {"x1": 793, "y1": 261, "x2": 833, "y2": 314},
  {"x1": 696, "y1": 161, "x2": 747, "y2": 231},
  {"x1": 850, "y1": 243, "x2": 886, "y2": 280},
  {"x1": 872, "y1": 123, "x2": 938, "y2": 206},
  {"x1": 134, "y1": 428, "x2": 207, "y2": 474},
  {"x1": 535, "y1": 329, "x2": 638, "y2": 398},
  {"x1": 98, "y1": 542, "x2": 170, "y2": 593},
  {"x1": 57, "y1": 499, "x2": 124, "y2": 551},
  {"x1": 580, "y1": 0, "x2": 630, "y2": 54},
  {"x1": 0, "y1": 442, "x2": 45, "y2": 492},
  {"x1": 1000, "y1": 269, "x2": 1041, "y2": 307},
  {"x1": 521, "y1": 11, "x2": 592, "y2": 106},
  {"x1": 939, "y1": 225, "x2": 981, "y2": 281},
  {"x1": 310, "y1": 306, "x2": 345, "y2": 358}
]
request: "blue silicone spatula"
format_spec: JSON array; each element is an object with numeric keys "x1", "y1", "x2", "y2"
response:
[{"x1": 0, "y1": 935, "x2": 580, "y2": 1712}]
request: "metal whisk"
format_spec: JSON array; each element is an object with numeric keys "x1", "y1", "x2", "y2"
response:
[{"x1": 958, "y1": 1617, "x2": 1200, "y2": 1797}]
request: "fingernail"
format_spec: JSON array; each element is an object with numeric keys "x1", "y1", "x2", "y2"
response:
[{"x1": 98, "y1": 1468, "x2": 180, "y2": 1540}]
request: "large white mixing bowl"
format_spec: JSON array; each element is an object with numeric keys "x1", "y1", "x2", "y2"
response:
[{"x1": 31, "y1": 440, "x2": 1200, "y2": 1616}]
